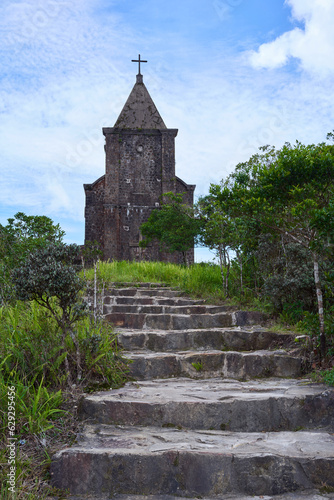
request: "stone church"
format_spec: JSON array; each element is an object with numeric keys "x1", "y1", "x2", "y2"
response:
[{"x1": 84, "y1": 56, "x2": 195, "y2": 263}]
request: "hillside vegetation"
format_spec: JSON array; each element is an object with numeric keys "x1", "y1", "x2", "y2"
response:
[{"x1": 0, "y1": 218, "x2": 130, "y2": 499}]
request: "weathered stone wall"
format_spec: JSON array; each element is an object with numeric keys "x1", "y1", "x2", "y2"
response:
[{"x1": 84, "y1": 175, "x2": 105, "y2": 251}]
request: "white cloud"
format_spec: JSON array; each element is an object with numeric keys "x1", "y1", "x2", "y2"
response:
[
  {"x1": 0, "y1": 0, "x2": 137, "y2": 226},
  {"x1": 249, "y1": 0, "x2": 334, "y2": 75}
]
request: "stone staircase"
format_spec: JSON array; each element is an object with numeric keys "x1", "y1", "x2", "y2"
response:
[{"x1": 51, "y1": 284, "x2": 334, "y2": 499}]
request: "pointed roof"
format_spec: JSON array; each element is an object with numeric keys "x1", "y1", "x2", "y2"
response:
[{"x1": 114, "y1": 74, "x2": 167, "y2": 129}]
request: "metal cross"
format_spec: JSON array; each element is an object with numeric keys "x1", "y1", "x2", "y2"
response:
[{"x1": 131, "y1": 54, "x2": 147, "y2": 75}]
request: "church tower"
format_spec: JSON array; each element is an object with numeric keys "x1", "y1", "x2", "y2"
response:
[{"x1": 84, "y1": 56, "x2": 195, "y2": 263}]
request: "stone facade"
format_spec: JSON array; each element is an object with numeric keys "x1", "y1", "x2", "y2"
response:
[{"x1": 84, "y1": 73, "x2": 195, "y2": 263}]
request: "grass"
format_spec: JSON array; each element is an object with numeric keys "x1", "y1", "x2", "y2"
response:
[
  {"x1": 310, "y1": 368, "x2": 334, "y2": 386},
  {"x1": 0, "y1": 299, "x2": 130, "y2": 499},
  {"x1": 191, "y1": 361, "x2": 203, "y2": 372},
  {"x1": 84, "y1": 260, "x2": 227, "y2": 302},
  {"x1": 84, "y1": 260, "x2": 282, "y2": 311}
]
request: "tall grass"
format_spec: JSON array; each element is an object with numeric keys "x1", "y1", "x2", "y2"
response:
[
  {"x1": 85, "y1": 260, "x2": 227, "y2": 301},
  {"x1": 0, "y1": 299, "x2": 129, "y2": 499},
  {"x1": 0, "y1": 301, "x2": 129, "y2": 392}
]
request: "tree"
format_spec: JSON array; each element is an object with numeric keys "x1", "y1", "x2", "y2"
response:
[
  {"x1": 0, "y1": 213, "x2": 65, "y2": 303},
  {"x1": 11, "y1": 242, "x2": 86, "y2": 385},
  {"x1": 197, "y1": 185, "x2": 251, "y2": 297},
  {"x1": 0, "y1": 212, "x2": 65, "y2": 264},
  {"x1": 197, "y1": 197, "x2": 231, "y2": 294},
  {"x1": 226, "y1": 138, "x2": 334, "y2": 359},
  {"x1": 140, "y1": 192, "x2": 202, "y2": 265}
]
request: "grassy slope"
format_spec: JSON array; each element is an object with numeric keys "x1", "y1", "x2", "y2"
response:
[{"x1": 84, "y1": 260, "x2": 227, "y2": 302}]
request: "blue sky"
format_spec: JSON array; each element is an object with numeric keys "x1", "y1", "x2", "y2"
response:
[{"x1": 1, "y1": 0, "x2": 334, "y2": 262}]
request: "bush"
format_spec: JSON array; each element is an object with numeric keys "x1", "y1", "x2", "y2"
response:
[
  {"x1": 0, "y1": 301, "x2": 129, "y2": 395},
  {"x1": 296, "y1": 306, "x2": 334, "y2": 359}
]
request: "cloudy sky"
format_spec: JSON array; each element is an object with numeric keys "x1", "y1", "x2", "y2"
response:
[{"x1": 1, "y1": 0, "x2": 334, "y2": 261}]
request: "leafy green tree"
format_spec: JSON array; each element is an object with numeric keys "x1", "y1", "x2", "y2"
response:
[
  {"x1": 197, "y1": 180, "x2": 256, "y2": 297},
  {"x1": 226, "y1": 138, "x2": 334, "y2": 359},
  {"x1": 140, "y1": 192, "x2": 202, "y2": 265},
  {"x1": 0, "y1": 212, "x2": 65, "y2": 303},
  {"x1": 255, "y1": 235, "x2": 317, "y2": 315},
  {"x1": 0, "y1": 212, "x2": 65, "y2": 265},
  {"x1": 11, "y1": 242, "x2": 86, "y2": 385},
  {"x1": 197, "y1": 193, "x2": 234, "y2": 295}
]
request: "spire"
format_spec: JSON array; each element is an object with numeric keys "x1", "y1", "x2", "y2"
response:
[{"x1": 114, "y1": 55, "x2": 167, "y2": 129}]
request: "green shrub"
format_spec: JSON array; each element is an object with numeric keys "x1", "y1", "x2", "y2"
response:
[
  {"x1": 321, "y1": 369, "x2": 334, "y2": 386},
  {"x1": 296, "y1": 306, "x2": 334, "y2": 360},
  {"x1": 0, "y1": 301, "x2": 129, "y2": 393}
]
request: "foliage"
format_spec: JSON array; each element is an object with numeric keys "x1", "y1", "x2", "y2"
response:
[
  {"x1": 191, "y1": 361, "x2": 203, "y2": 372},
  {"x1": 319, "y1": 369, "x2": 334, "y2": 386},
  {"x1": 0, "y1": 301, "x2": 129, "y2": 393},
  {"x1": 11, "y1": 242, "x2": 86, "y2": 384},
  {"x1": 196, "y1": 189, "x2": 250, "y2": 297},
  {"x1": 0, "y1": 212, "x2": 64, "y2": 263},
  {"x1": 296, "y1": 306, "x2": 334, "y2": 355},
  {"x1": 140, "y1": 192, "x2": 202, "y2": 265},
  {"x1": 82, "y1": 240, "x2": 104, "y2": 323},
  {"x1": 0, "y1": 217, "x2": 130, "y2": 499},
  {"x1": 257, "y1": 238, "x2": 316, "y2": 314},
  {"x1": 12, "y1": 242, "x2": 83, "y2": 314},
  {"x1": 0, "y1": 212, "x2": 64, "y2": 304},
  {"x1": 206, "y1": 135, "x2": 334, "y2": 360},
  {"x1": 0, "y1": 299, "x2": 129, "y2": 498}
]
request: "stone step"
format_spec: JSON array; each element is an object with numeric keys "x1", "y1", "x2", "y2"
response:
[
  {"x1": 51, "y1": 425, "x2": 334, "y2": 497},
  {"x1": 106, "y1": 304, "x2": 237, "y2": 316},
  {"x1": 109, "y1": 282, "x2": 170, "y2": 288},
  {"x1": 104, "y1": 296, "x2": 205, "y2": 306},
  {"x1": 117, "y1": 327, "x2": 294, "y2": 352},
  {"x1": 79, "y1": 377, "x2": 334, "y2": 432},
  {"x1": 103, "y1": 304, "x2": 234, "y2": 315},
  {"x1": 105, "y1": 312, "x2": 232, "y2": 329},
  {"x1": 126, "y1": 349, "x2": 302, "y2": 380},
  {"x1": 72, "y1": 493, "x2": 334, "y2": 500},
  {"x1": 60, "y1": 492, "x2": 334, "y2": 500},
  {"x1": 104, "y1": 288, "x2": 182, "y2": 297},
  {"x1": 105, "y1": 311, "x2": 264, "y2": 330}
]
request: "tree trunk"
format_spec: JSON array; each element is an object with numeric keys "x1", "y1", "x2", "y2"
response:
[
  {"x1": 218, "y1": 245, "x2": 225, "y2": 292},
  {"x1": 236, "y1": 250, "x2": 243, "y2": 295},
  {"x1": 69, "y1": 328, "x2": 82, "y2": 383},
  {"x1": 225, "y1": 249, "x2": 230, "y2": 298},
  {"x1": 313, "y1": 252, "x2": 326, "y2": 360}
]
